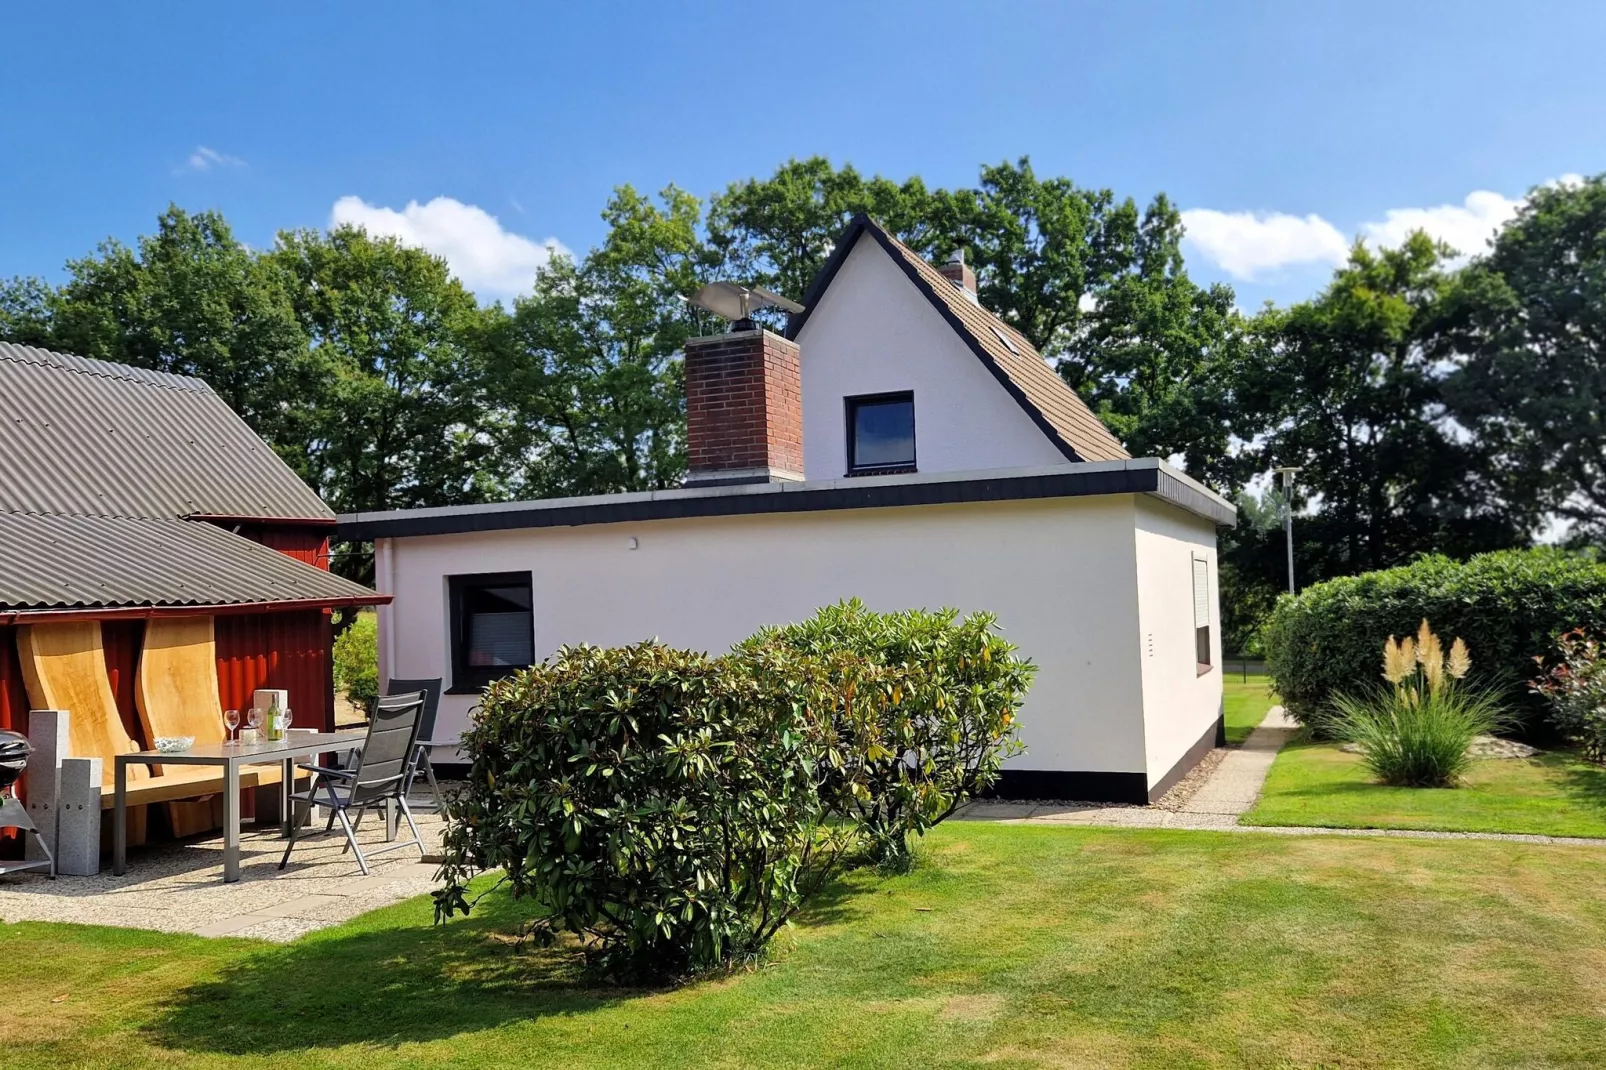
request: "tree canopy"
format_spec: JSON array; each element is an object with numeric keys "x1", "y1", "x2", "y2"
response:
[
  {"x1": 4, "y1": 162, "x2": 1600, "y2": 651},
  {"x1": 1438, "y1": 175, "x2": 1606, "y2": 542}
]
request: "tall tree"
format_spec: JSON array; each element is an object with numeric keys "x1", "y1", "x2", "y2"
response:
[
  {"x1": 268, "y1": 225, "x2": 503, "y2": 515},
  {"x1": 1067, "y1": 197, "x2": 1253, "y2": 487},
  {"x1": 487, "y1": 186, "x2": 714, "y2": 497},
  {"x1": 707, "y1": 157, "x2": 936, "y2": 302},
  {"x1": 1240, "y1": 234, "x2": 1531, "y2": 581},
  {"x1": 930, "y1": 158, "x2": 1138, "y2": 357},
  {"x1": 0, "y1": 275, "x2": 55, "y2": 346},
  {"x1": 1438, "y1": 174, "x2": 1606, "y2": 542}
]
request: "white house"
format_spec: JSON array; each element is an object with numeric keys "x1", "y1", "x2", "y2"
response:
[{"x1": 338, "y1": 216, "x2": 1236, "y2": 803}]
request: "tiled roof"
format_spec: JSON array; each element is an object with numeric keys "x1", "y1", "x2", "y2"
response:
[
  {"x1": 0, "y1": 342, "x2": 333, "y2": 522},
  {"x1": 788, "y1": 217, "x2": 1130, "y2": 464},
  {"x1": 0, "y1": 511, "x2": 380, "y2": 615}
]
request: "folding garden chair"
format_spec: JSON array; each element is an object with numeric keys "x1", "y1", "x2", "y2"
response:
[
  {"x1": 386, "y1": 677, "x2": 446, "y2": 812},
  {"x1": 279, "y1": 690, "x2": 426, "y2": 876}
]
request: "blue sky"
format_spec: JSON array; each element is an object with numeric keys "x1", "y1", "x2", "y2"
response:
[{"x1": 3, "y1": 1, "x2": 1602, "y2": 310}]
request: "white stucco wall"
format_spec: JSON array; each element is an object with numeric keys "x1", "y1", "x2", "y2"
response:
[
  {"x1": 377, "y1": 493, "x2": 1152, "y2": 777},
  {"x1": 794, "y1": 235, "x2": 1069, "y2": 479},
  {"x1": 1133, "y1": 495, "x2": 1224, "y2": 788}
]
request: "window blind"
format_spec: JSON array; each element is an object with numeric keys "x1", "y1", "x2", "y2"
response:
[{"x1": 1192, "y1": 557, "x2": 1210, "y2": 628}]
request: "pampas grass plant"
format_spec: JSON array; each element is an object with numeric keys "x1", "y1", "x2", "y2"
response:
[{"x1": 1327, "y1": 621, "x2": 1509, "y2": 788}]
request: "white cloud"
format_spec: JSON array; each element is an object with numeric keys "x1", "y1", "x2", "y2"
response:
[
  {"x1": 329, "y1": 195, "x2": 568, "y2": 299},
  {"x1": 1188, "y1": 171, "x2": 1586, "y2": 279},
  {"x1": 1361, "y1": 174, "x2": 1586, "y2": 262},
  {"x1": 1179, "y1": 209, "x2": 1349, "y2": 281},
  {"x1": 1184, "y1": 174, "x2": 1589, "y2": 280},
  {"x1": 183, "y1": 146, "x2": 245, "y2": 172},
  {"x1": 1359, "y1": 190, "x2": 1521, "y2": 261}
]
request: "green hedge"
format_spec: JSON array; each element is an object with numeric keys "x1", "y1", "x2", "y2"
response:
[{"x1": 1265, "y1": 550, "x2": 1606, "y2": 731}]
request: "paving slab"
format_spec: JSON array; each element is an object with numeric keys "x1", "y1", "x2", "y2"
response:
[
  {"x1": 1174, "y1": 706, "x2": 1298, "y2": 817},
  {"x1": 251, "y1": 893, "x2": 347, "y2": 919}
]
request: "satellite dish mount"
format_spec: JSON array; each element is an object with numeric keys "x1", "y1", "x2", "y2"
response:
[{"x1": 686, "y1": 282, "x2": 804, "y2": 332}]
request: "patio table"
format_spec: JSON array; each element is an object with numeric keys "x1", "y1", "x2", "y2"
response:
[{"x1": 113, "y1": 729, "x2": 367, "y2": 883}]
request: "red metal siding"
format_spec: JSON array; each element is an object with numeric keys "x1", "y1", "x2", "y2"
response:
[
  {"x1": 215, "y1": 524, "x2": 337, "y2": 732},
  {"x1": 215, "y1": 610, "x2": 335, "y2": 733},
  {"x1": 0, "y1": 629, "x2": 28, "y2": 849},
  {"x1": 100, "y1": 620, "x2": 146, "y2": 744},
  {"x1": 234, "y1": 525, "x2": 332, "y2": 570},
  {"x1": 0, "y1": 628, "x2": 27, "y2": 736}
]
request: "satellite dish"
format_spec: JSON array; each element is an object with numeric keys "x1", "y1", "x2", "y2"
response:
[{"x1": 687, "y1": 281, "x2": 804, "y2": 325}]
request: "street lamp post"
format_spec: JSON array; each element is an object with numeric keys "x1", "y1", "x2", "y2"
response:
[{"x1": 1274, "y1": 467, "x2": 1301, "y2": 595}]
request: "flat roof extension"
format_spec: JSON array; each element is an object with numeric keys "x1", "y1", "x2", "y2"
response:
[{"x1": 337, "y1": 459, "x2": 1236, "y2": 540}]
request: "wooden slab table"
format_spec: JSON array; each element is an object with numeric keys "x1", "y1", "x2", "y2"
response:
[{"x1": 113, "y1": 729, "x2": 367, "y2": 883}]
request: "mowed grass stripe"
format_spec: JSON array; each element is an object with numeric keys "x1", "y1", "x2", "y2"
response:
[{"x1": 4, "y1": 823, "x2": 1606, "y2": 1068}]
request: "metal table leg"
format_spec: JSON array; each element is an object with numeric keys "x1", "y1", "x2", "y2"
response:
[
  {"x1": 222, "y1": 760, "x2": 240, "y2": 883},
  {"x1": 281, "y1": 757, "x2": 294, "y2": 836},
  {"x1": 112, "y1": 757, "x2": 127, "y2": 876}
]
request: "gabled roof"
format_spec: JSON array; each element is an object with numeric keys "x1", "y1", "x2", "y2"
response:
[
  {"x1": 786, "y1": 216, "x2": 1130, "y2": 465},
  {"x1": 0, "y1": 342, "x2": 333, "y2": 523},
  {"x1": 0, "y1": 342, "x2": 384, "y2": 617}
]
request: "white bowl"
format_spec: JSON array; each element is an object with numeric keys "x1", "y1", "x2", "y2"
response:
[{"x1": 154, "y1": 736, "x2": 195, "y2": 753}]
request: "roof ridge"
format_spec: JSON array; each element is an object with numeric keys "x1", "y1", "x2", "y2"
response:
[
  {"x1": 0, "y1": 341, "x2": 213, "y2": 394},
  {"x1": 800, "y1": 215, "x2": 1129, "y2": 464}
]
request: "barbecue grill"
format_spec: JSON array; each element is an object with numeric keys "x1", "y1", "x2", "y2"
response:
[
  {"x1": 0, "y1": 729, "x2": 54, "y2": 878},
  {"x1": 0, "y1": 731, "x2": 29, "y2": 794}
]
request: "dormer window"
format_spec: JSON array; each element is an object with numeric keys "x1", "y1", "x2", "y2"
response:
[{"x1": 845, "y1": 392, "x2": 915, "y2": 475}]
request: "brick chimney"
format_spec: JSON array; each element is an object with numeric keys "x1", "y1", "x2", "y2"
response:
[
  {"x1": 938, "y1": 248, "x2": 977, "y2": 297},
  {"x1": 682, "y1": 328, "x2": 804, "y2": 486}
]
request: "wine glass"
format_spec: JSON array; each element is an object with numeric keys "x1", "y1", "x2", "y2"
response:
[
  {"x1": 281, "y1": 706, "x2": 294, "y2": 733},
  {"x1": 247, "y1": 707, "x2": 263, "y2": 738},
  {"x1": 224, "y1": 709, "x2": 240, "y2": 745}
]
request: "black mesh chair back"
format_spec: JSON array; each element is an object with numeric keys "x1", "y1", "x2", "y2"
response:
[
  {"x1": 387, "y1": 677, "x2": 446, "y2": 811},
  {"x1": 349, "y1": 691, "x2": 425, "y2": 807},
  {"x1": 386, "y1": 678, "x2": 441, "y2": 741}
]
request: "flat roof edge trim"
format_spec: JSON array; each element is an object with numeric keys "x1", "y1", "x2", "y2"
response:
[{"x1": 338, "y1": 462, "x2": 1236, "y2": 539}]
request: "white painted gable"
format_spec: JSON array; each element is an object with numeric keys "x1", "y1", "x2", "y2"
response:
[{"x1": 793, "y1": 232, "x2": 1071, "y2": 479}]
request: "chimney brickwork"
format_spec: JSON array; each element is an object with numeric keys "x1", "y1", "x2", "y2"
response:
[
  {"x1": 683, "y1": 328, "x2": 804, "y2": 486},
  {"x1": 939, "y1": 250, "x2": 977, "y2": 294}
]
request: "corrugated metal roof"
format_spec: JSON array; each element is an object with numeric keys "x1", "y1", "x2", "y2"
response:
[
  {"x1": 788, "y1": 217, "x2": 1131, "y2": 465},
  {"x1": 0, "y1": 342, "x2": 333, "y2": 522},
  {"x1": 0, "y1": 511, "x2": 380, "y2": 613}
]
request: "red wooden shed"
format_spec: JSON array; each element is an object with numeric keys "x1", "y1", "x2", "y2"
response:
[{"x1": 0, "y1": 342, "x2": 389, "y2": 846}]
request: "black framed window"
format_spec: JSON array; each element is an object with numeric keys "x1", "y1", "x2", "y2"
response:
[
  {"x1": 447, "y1": 571, "x2": 534, "y2": 692},
  {"x1": 845, "y1": 392, "x2": 915, "y2": 475}
]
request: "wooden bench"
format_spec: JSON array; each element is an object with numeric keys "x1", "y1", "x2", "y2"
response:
[
  {"x1": 136, "y1": 616, "x2": 294, "y2": 835},
  {"x1": 17, "y1": 620, "x2": 269, "y2": 840}
]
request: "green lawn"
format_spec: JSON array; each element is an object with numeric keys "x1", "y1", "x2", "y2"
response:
[
  {"x1": 1222, "y1": 673, "x2": 1278, "y2": 745},
  {"x1": 8, "y1": 823, "x2": 1606, "y2": 1068},
  {"x1": 1246, "y1": 739, "x2": 1606, "y2": 837}
]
